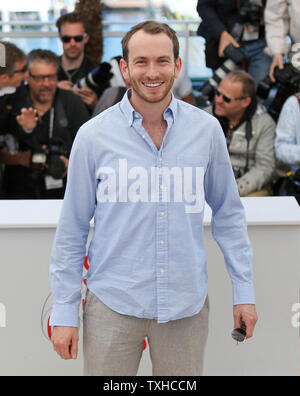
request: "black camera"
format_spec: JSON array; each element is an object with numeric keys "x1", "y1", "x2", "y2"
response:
[
  {"x1": 31, "y1": 137, "x2": 67, "y2": 179},
  {"x1": 276, "y1": 169, "x2": 300, "y2": 205},
  {"x1": 197, "y1": 44, "x2": 251, "y2": 106},
  {"x1": 0, "y1": 133, "x2": 5, "y2": 149},
  {"x1": 231, "y1": 1, "x2": 263, "y2": 41},
  {"x1": 257, "y1": 63, "x2": 300, "y2": 121},
  {"x1": 238, "y1": 1, "x2": 263, "y2": 26},
  {"x1": 73, "y1": 62, "x2": 113, "y2": 94}
]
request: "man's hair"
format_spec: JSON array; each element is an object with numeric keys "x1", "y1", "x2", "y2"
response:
[
  {"x1": 27, "y1": 49, "x2": 59, "y2": 72},
  {"x1": 225, "y1": 70, "x2": 256, "y2": 98},
  {"x1": 0, "y1": 41, "x2": 26, "y2": 76},
  {"x1": 121, "y1": 20, "x2": 179, "y2": 63},
  {"x1": 56, "y1": 12, "x2": 89, "y2": 33}
]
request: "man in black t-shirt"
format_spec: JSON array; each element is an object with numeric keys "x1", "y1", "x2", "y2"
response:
[{"x1": 56, "y1": 12, "x2": 111, "y2": 112}]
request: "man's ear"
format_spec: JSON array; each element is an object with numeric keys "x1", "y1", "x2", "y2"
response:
[
  {"x1": 174, "y1": 56, "x2": 182, "y2": 79},
  {"x1": 120, "y1": 58, "x2": 128, "y2": 80},
  {"x1": 242, "y1": 96, "x2": 252, "y2": 108},
  {"x1": 84, "y1": 33, "x2": 90, "y2": 44}
]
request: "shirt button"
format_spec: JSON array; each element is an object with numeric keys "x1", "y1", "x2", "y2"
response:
[
  {"x1": 160, "y1": 268, "x2": 165, "y2": 274},
  {"x1": 158, "y1": 157, "x2": 162, "y2": 162},
  {"x1": 142, "y1": 135, "x2": 146, "y2": 139},
  {"x1": 160, "y1": 240, "x2": 164, "y2": 245},
  {"x1": 160, "y1": 185, "x2": 164, "y2": 190},
  {"x1": 160, "y1": 212, "x2": 165, "y2": 217}
]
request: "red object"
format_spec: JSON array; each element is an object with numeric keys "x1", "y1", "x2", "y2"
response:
[
  {"x1": 143, "y1": 339, "x2": 147, "y2": 350},
  {"x1": 84, "y1": 256, "x2": 90, "y2": 271},
  {"x1": 47, "y1": 317, "x2": 52, "y2": 340}
]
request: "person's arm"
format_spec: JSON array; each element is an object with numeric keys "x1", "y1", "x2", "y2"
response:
[
  {"x1": 197, "y1": 0, "x2": 228, "y2": 40},
  {"x1": 57, "y1": 80, "x2": 74, "y2": 91},
  {"x1": 204, "y1": 116, "x2": 257, "y2": 338},
  {"x1": 76, "y1": 88, "x2": 98, "y2": 110},
  {"x1": 236, "y1": 116, "x2": 276, "y2": 196},
  {"x1": 275, "y1": 96, "x2": 300, "y2": 165},
  {"x1": 49, "y1": 120, "x2": 97, "y2": 358},
  {"x1": 264, "y1": 0, "x2": 290, "y2": 56},
  {"x1": 265, "y1": 0, "x2": 291, "y2": 80},
  {"x1": 197, "y1": 0, "x2": 240, "y2": 57}
]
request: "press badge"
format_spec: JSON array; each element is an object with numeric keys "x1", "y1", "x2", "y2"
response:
[
  {"x1": 242, "y1": 25, "x2": 259, "y2": 41},
  {"x1": 45, "y1": 175, "x2": 63, "y2": 190}
]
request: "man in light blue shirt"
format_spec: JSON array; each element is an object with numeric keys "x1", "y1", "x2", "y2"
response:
[{"x1": 50, "y1": 21, "x2": 258, "y2": 376}]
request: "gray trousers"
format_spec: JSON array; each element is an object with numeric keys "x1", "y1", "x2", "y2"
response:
[{"x1": 83, "y1": 290, "x2": 209, "y2": 376}]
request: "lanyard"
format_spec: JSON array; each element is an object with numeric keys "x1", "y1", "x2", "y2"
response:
[{"x1": 49, "y1": 107, "x2": 54, "y2": 140}]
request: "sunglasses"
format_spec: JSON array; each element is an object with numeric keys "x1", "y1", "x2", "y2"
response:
[
  {"x1": 60, "y1": 34, "x2": 87, "y2": 43},
  {"x1": 215, "y1": 88, "x2": 246, "y2": 104},
  {"x1": 13, "y1": 63, "x2": 28, "y2": 74}
]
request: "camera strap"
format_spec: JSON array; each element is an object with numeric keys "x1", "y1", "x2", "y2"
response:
[
  {"x1": 49, "y1": 107, "x2": 54, "y2": 140},
  {"x1": 244, "y1": 120, "x2": 252, "y2": 174}
]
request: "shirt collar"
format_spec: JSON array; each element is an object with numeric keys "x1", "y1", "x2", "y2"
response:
[{"x1": 120, "y1": 88, "x2": 178, "y2": 127}]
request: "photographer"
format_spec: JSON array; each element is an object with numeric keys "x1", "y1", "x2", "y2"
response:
[
  {"x1": 56, "y1": 12, "x2": 111, "y2": 112},
  {"x1": 265, "y1": 0, "x2": 300, "y2": 82},
  {"x1": 0, "y1": 41, "x2": 28, "y2": 197},
  {"x1": 2, "y1": 49, "x2": 89, "y2": 199},
  {"x1": 206, "y1": 70, "x2": 276, "y2": 196},
  {"x1": 197, "y1": 0, "x2": 271, "y2": 84}
]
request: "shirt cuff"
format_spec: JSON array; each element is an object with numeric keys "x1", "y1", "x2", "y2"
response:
[
  {"x1": 49, "y1": 303, "x2": 80, "y2": 328},
  {"x1": 232, "y1": 281, "x2": 256, "y2": 305}
]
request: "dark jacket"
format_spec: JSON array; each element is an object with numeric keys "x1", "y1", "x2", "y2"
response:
[
  {"x1": 58, "y1": 56, "x2": 112, "y2": 100},
  {"x1": 3, "y1": 87, "x2": 90, "y2": 199},
  {"x1": 197, "y1": 0, "x2": 265, "y2": 69}
]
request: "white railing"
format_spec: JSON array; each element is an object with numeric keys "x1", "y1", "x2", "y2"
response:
[{"x1": 0, "y1": 19, "x2": 200, "y2": 69}]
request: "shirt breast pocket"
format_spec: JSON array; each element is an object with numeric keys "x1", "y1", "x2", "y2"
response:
[{"x1": 176, "y1": 155, "x2": 209, "y2": 169}]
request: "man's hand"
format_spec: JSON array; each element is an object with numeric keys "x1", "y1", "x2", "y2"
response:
[
  {"x1": 269, "y1": 53, "x2": 284, "y2": 82},
  {"x1": 76, "y1": 88, "x2": 98, "y2": 109},
  {"x1": 16, "y1": 107, "x2": 38, "y2": 133},
  {"x1": 57, "y1": 80, "x2": 74, "y2": 91},
  {"x1": 52, "y1": 326, "x2": 79, "y2": 360},
  {"x1": 218, "y1": 31, "x2": 240, "y2": 58},
  {"x1": 233, "y1": 304, "x2": 258, "y2": 339}
]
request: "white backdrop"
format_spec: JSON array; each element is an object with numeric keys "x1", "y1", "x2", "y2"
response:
[{"x1": 0, "y1": 197, "x2": 299, "y2": 376}]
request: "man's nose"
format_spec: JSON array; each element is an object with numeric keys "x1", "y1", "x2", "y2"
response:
[
  {"x1": 42, "y1": 77, "x2": 52, "y2": 86},
  {"x1": 146, "y1": 63, "x2": 160, "y2": 79}
]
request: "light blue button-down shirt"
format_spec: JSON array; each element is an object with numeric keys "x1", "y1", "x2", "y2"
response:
[{"x1": 50, "y1": 90, "x2": 255, "y2": 327}]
